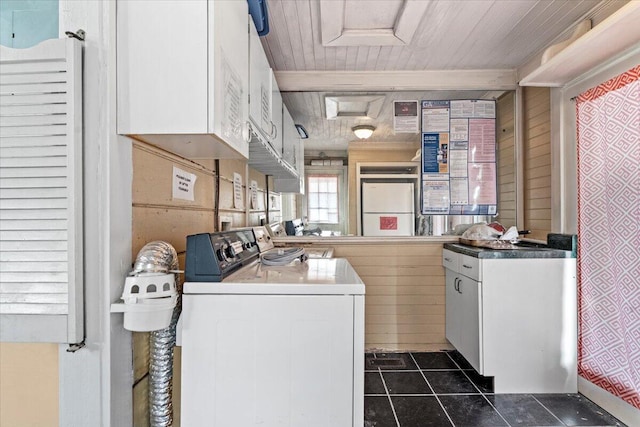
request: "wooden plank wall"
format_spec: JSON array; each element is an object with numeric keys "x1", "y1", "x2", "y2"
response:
[
  {"x1": 331, "y1": 241, "x2": 450, "y2": 351},
  {"x1": 131, "y1": 140, "x2": 270, "y2": 426},
  {"x1": 523, "y1": 87, "x2": 552, "y2": 240},
  {"x1": 496, "y1": 92, "x2": 516, "y2": 228},
  {"x1": 347, "y1": 144, "x2": 420, "y2": 235}
]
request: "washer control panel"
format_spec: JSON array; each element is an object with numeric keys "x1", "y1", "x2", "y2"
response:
[{"x1": 185, "y1": 229, "x2": 259, "y2": 282}]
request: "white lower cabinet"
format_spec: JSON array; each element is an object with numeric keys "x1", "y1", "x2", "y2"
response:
[{"x1": 443, "y1": 247, "x2": 577, "y2": 393}]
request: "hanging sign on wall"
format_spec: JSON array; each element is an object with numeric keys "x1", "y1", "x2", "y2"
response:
[{"x1": 420, "y1": 100, "x2": 497, "y2": 215}]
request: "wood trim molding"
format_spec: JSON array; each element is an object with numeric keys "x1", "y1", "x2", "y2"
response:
[{"x1": 274, "y1": 70, "x2": 518, "y2": 92}]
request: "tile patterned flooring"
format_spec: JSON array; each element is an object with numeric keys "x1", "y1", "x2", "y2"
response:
[{"x1": 364, "y1": 352, "x2": 627, "y2": 427}]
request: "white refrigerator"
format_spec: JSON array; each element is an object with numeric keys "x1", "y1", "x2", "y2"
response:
[{"x1": 362, "y1": 182, "x2": 415, "y2": 236}]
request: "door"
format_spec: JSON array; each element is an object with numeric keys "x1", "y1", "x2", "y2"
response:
[
  {"x1": 362, "y1": 182, "x2": 414, "y2": 213},
  {"x1": 269, "y1": 71, "x2": 283, "y2": 154},
  {"x1": 209, "y1": 0, "x2": 249, "y2": 157},
  {"x1": 458, "y1": 275, "x2": 482, "y2": 373},
  {"x1": 249, "y1": 22, "x2": 273, "y2": 137},
  {"x1": 181, "y1": 294, "x2": 355, "y2": 426},
  {"x1": 445, "y1": 270, "x2": 462, "y2": 350}
]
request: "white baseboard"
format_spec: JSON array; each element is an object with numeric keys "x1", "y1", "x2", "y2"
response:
[{"x1": 578, "y1": 376, "x2": 640, "y2": 426}]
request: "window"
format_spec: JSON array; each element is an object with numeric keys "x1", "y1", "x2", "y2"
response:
[{"x1": 307, "y1": 175, "x2": 339, "y2": 223}]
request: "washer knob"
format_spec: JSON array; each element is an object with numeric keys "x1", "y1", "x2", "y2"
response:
[{"x1": 225, "y1": 245, "x2": 237, "y2": 259}]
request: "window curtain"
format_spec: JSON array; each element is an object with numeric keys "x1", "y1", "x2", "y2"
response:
[{"x1": 575, "y1": 64, "x2": 640, "y2": 409}]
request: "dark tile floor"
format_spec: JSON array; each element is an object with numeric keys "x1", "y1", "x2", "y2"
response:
[{"x1": 364, "y1": 351, "x2": 627, "y2": 427}]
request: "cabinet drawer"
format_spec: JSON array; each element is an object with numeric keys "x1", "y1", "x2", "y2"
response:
[
  {"x1": 442, "y1": 249, "x2": 459, "y2": 271},
  {"x1": 459, "y1": 255, "x2": 480, "y2": 281}
]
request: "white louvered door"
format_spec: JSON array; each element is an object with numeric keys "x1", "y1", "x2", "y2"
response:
[{"x1": 0, "y1": 38, "x2": 83, "y2": 343}]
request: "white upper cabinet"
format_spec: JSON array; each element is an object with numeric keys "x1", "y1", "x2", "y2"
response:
[
  {"x1": 248, "y1": 20, "x2": 273, "y2": 140},
  {"x1": 281, "y1": 106, "x2": 296, "y2": 168},
  {"x1": 270, "y1": 72, "x2": 283, "y2": 155},
  {"x1": 274, "y1": 106, "x2": 305, "y2": 194},
  {"x1": 117, "y1": 0, "x2": 249, "y2": 159}
]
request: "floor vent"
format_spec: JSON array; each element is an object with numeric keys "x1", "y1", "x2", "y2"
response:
[{"x1": 367, "y1": 358, "x2": 406, "y2": 368}]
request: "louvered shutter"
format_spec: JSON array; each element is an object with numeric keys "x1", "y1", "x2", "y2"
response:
[{"x1": 0, "y1": 38, "x2": 83, "y2": 343}]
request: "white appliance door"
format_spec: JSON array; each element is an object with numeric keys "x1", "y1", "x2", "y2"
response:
[
  {"x1": 362, "y1": 182, "x2": 414, "y2": 213},
  {"x1": 363, "y1": 213, "x2": 415, "y2": 236},
  {"x1": 181, "y1": 294, "x2": 356, "y2": 427}
]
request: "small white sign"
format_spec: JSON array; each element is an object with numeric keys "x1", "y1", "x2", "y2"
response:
[
  {"x1": 393, "y1": 100, "x2": 419, "y2": 133},
  {"x1": 233, "y1": 172, "x2": 244, "y2": 209},
  {"x1": 172, "y1": 166, "x2": 196, "y2": 201}
]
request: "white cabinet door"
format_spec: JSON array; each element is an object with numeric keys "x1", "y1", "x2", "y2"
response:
[
  {"x1": 445, "y1": 270, "x2": 462, "y2": 350},
  {"x1": 445, "y1": 267, "x2": 481, "y2": 373},
  {"x1": 117, "y1": 0, "x2": 208, "y2": 134},
  {"x1": 274, "y1": 106, "x2": 305, "y2": 193},
  {"x1": 269, "y1": 71, "x2": 283, "y2": 154},
  {"x1": 458, "y1": 275, "x2": 482, "y2": 373},
  {"x1": 295, "y1": 136, "x2": 305, "y2": 194},
  {"x1": 209, "y1": 0, "x2": 249, "y2": 158},
  {"x1": 117, "y1": 0, "x2": 249, "y2": 159},
  {"x1": 281, "y1": 105, "x2": 296, "y2": 167},
  {"x1": 249, "y1": 21, "x2": 273, "y2": 138},
  {"x1": 181, "y1": 294, "x2": 355, "y2": 427}
]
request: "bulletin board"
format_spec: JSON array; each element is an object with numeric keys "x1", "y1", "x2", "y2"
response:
[{"x1": 420, "y1": 100, "x2": 497, "y2": 215}]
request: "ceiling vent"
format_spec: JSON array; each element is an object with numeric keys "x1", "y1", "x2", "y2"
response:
[
  {"x1": 325, "y1": 94, "x2": 385, "y2": 119},
  {"x1": 319, "y1": 0, "x2": 428, "y2": 46}
]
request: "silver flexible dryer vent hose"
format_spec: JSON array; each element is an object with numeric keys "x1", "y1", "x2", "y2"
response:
[{"x1": 132, "y1": 241, "x2": 180, "y2": 427}]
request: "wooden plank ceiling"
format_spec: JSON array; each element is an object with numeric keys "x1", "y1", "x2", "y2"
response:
[{"x1": 261, "y1": 0, "x2": 624, "y2": 151}]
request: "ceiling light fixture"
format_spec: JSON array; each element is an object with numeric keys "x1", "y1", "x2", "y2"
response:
[{"x1": 352, "y1": 125, "x2": 375, "y2": 139}]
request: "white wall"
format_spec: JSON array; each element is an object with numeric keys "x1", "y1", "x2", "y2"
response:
[{"x1": 59, "y1": 1, "x2": 133, "y2": 426}]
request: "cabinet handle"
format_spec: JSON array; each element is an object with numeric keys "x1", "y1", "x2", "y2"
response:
[
  {"x1": 457, "y1": 278, "x2": 462, "y2": 294},
  {"x1": 444, "y1": 257, "x2": 452, "y2": 262},
  {"x1": 462, "y1": 264, "x2": 472, "y2": 269},
  {"x1": 243, "y1": 121, "x2": 252, "y2": 143}
]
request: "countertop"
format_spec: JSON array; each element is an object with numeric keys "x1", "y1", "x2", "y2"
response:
[
  {"x1": 274, "y1": 235, "x2": 460, "y2": 245},
  {"x1": 444, "y1": 242, "x2": 574, "y2": 259}
]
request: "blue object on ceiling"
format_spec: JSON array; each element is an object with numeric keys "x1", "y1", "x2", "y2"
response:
[{"x1": 247, "y1": 0, "x2": 269, "y2": 36}]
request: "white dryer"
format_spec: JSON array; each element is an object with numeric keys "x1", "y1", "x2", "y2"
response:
[{"x1": 180, "y1": 229, "x2": 364, "y2": 427}]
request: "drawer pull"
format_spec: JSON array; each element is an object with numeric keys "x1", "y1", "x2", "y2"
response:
[
  {"x1": 462, "y1": 264, "x2": 472, "y2": 269},
  {"x1": 444, "y1": 257, "x2": 452, "y2": 262}
]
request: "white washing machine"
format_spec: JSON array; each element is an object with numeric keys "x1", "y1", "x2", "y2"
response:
[{"x1": 180, "y1": 229, "x2": 364, "y2": 427}]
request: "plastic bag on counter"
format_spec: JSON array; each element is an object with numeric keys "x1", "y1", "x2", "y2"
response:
[
  {"x1": 499, "y1": 226, "x2": 519, "y2": 241},
  {"x1": 461, "y1": 224, "x2": 503, "y2": 240}
]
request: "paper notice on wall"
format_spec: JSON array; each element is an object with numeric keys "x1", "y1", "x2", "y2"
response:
[
  {"x1": 393, "y1": 100, "x2": 419, "y2": 133},
  {"x1": 250, "y1": 180, "x2": 258, "y2": 209},
  {"x1": 450, "y1": 100, "x2": 496, "y2": 118},
  {"x1": 449, "y1": 149, "x2": 468, "y2": 177},
  {"x1": 450, "y1": 177, "x2": 469, "y2": 205},
  {"x1": 233, "y1": 172, "x2": 244, "y2": 209},
  {"x1": 468, "y1": 119, "x2": 496, "y2": 162},
  {"x1": 450, "y1": 118, "x2": 469, "y2": 141},
  {"x1": 421, "y1": 100, "x2": 450, "y2": 132},
  {"x1": 422, "y1": 180, "x2": 450, "y2": 215},
  {"x1": 172, "y1": 166, "x2": 197, "y2": 201},
  {"x1": 468, "y1": 163, "x2": 497, "y2": 205}
]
